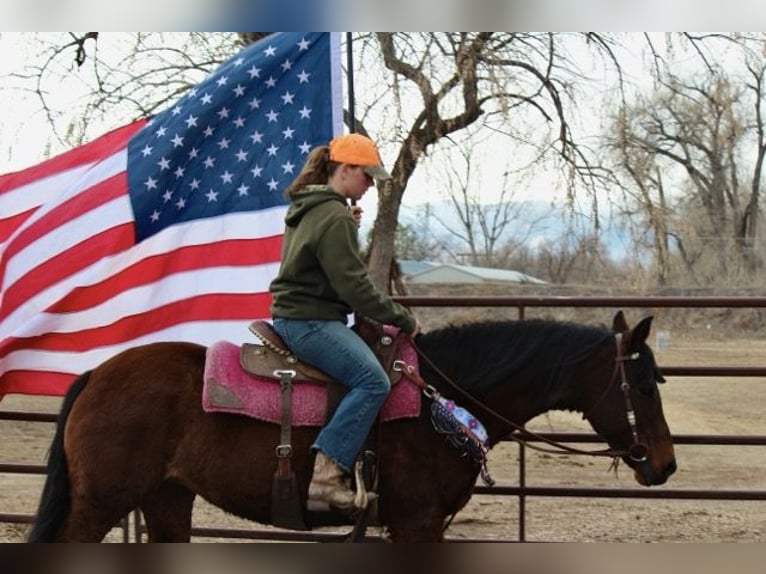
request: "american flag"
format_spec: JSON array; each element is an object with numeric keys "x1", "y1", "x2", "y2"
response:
[{"x1": 0, "y1": 32, "x2": 343, "y2": 397}]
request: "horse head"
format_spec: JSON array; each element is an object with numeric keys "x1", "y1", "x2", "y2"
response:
[{"x1": 583, "y1": 311, "x2": 677, "y2": 486}]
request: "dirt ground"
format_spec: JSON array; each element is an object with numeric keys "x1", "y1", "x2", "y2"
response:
[{"x1": 1, "y1": 333, "x2": 765, "y2": 542}]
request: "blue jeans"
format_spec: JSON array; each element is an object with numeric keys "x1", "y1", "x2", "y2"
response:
[{"x1": 272, "y1": 318, "x2": 390, "y2": 472}]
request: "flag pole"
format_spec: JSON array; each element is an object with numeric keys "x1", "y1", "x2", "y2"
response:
[
  {"x1": 345, "y1": 32, "x2": 356, "y2": 134},
  {"x1": 345, "y1": 32, "x2": 357, "y2": 208}
]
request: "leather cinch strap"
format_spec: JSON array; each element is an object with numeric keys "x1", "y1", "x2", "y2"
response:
[
  {"x1": 269, "y1": 368, "x2": 308, "y2": 531},
  {"x1": 275, "y1": 369, "x2": 296, "y2": 479}
]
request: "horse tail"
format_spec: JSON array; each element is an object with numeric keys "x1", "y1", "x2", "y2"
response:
[{"x1": 27, "y1": 371, "x2": 91, "y2": 542}]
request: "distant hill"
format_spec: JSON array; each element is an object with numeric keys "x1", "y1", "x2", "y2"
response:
[{"x1": 394, "y1": 199, "x2": 634, "y2": 260}]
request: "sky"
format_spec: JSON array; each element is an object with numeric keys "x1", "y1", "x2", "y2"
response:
[{"x1": 0, "y1": 34, "x2": 50, "y2": 171}]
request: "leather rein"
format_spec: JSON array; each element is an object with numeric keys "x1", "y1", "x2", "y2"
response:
[{"x1": 405, "y1": 333, "x2": 649, "y2": 463}]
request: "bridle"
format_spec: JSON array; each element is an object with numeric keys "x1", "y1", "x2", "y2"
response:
[
  {"x1": 581, "y1": 333, "x2": 648, "y2": 463},
  {"x1": 406, "y1": 333, "x2": 649, "y2": 464}
]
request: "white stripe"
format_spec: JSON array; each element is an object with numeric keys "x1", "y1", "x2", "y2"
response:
[
  {"x1": 2, "y1": 149, "x2": 126, "y2": 233},
  {"x1": 1, "y1": 206, "x2": 286, "y2": 333},
  {"x1": 10, "y1": 261, "x2": 280, "y2": 338},
  {"x1": 0, "y1": 161, "x2": 100, "y2": 215},
  {"x1": 4, "y1": 194, "x2": 133, "y2": 287},
  {"x1": 1, "y1": 319, "x2": 267, "y2": 376},
  {"x1": 2, "y1": 148, "x2": 129, "y2": 288}
]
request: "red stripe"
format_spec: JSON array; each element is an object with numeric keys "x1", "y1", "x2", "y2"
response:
[
  {"x1": 0, "y1": 292, "x2": 272, "y2": 356},
  {"x1": 0, "y1": 173, "x2": 128, "y2": 291},
  {"x1": 52, "y1": 235, "x2": 283, "y2": 312},
  {"x1": 0, "y1": 370, "x2": 76, "y2": 397},
  {"x1": 0, "y1": 223, "x2": 135, "y2": 321},
  {"x1": 0, "y1": 208, "x2": 37, "y2": 244},
  {"x1": 0, "y1": 119, "x2": 144, "y2": 193}
]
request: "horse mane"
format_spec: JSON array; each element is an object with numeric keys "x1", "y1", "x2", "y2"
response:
[{"x1": 415, "y1": 318, "x2": 614, "y2": 396}]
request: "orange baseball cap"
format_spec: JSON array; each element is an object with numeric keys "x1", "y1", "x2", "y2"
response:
[{"x1": 328, "y1": 133, "x2": 392, "y2": 180}]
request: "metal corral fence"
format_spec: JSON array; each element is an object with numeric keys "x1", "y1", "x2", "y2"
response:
[{"x1": 2, "y1": 295, "x2": 765, "y2": 542}]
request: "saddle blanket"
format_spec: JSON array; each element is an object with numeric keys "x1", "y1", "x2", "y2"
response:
[{"x1": 202, "y1": 340, "x2": 421, "y2": 426}]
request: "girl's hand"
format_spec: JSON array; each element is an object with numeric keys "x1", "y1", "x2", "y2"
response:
[{"x1": 348, "y1": 205, "x2": 363, "y2": 226}]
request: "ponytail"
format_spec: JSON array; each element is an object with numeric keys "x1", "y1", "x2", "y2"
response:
[{"x1": 284, "y1": 145, "x2": 339, "y2": 197}]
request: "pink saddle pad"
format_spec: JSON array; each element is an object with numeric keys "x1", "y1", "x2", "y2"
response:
[{"x1": 202, "y1": 340, "x2": 421, "y2": 426}]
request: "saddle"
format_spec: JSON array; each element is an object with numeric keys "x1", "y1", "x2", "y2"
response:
[
  {"x1": 242, "y1": 322, "x2": 334, "y2": 383},
  {"x1": 241, "y1": 318, "x2": 405, "y2": 386}
]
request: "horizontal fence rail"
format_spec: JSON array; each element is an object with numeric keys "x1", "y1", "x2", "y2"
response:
[
  {"x1": 394, "y1": 294, "x2": 766, "y2": 309},
  {"x1": 2, "y1": 295, "x2": 765, "y2": 542}
]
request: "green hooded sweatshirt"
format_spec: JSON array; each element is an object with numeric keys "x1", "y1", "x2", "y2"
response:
[{"x1": 269, "y1": 185, "x2": 416, "y2": 332}]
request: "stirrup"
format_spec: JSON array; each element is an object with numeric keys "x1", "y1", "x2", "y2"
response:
[{"x1": 353, "y1": 459, "x2": 378, "y2": 509}]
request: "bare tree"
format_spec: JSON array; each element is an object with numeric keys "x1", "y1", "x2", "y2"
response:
[
  {"x1": 610, "y1": 110, "x2": 674, "y2": 285},
  {"x1": 741, "y1": 60, "x2": 766, "y2": 266},
  {"x1": 8, "y1": 32, "x2": 764, "y2": 289},
  {"x1": 605, "y1": 34, "x2": 766, "y2": 286},
  {"x1": 425, "y1": 141, "x2": 543, "y2": 267},
  {"x1": 357, "y1": 32, "x2": 629, "y2": 289},
  {"x1": 610, "y1": 74, "x2": 764, "y2": 283},
  {"x1": 3, "y1": 33, "x2": 242, "y2": 151},
  {"x1": 531, "y1": 213, "x2": 617, "y2": 286},
  {"x1": 383, "y1": 217, "x2": 447, "y2": 263}
]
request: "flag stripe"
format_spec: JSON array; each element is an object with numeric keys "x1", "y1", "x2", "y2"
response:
[
  {"x1": 10, "y1": 261, "x2": 282, "y2": 340},
  {"x1": 1, "y1": 173, "x2": 128, "y2": 265},
  {"x1": 1, "y1": 160, "x2": 116, "y2": 218},
  {"x1": 1, "y1": 224, "x2": 135, "y2": 322},
  {"x1": 52, "y1": 236, "x2": 283, "y2": 313},
  {"x1": 4, "y1": 196, "x2": 131, "y2": 291},
  {"x1": 2, "y1": 152, "x2": 131, "y2": 290},
  {"x1": 0, "y1": 370, "x2": 76, "y2": 397},
  {"x1": 0, "y1": 208, "x2": 36, "y2": 244},
  {"x1": 0, "y1": 120, "x2": 145, "y2": 195},
  {"x1": 2, "y1": 318, "x2": 261, "y2": 396},
  {"x1": 1, "y1": 292, "x2": 273, "y2": 354},
  {"x1": 1, "y1": 207, "x2": 286, "y2": 334},
  {"x1": 0, "y1": 122, "x2": 143, "y2": 251}
]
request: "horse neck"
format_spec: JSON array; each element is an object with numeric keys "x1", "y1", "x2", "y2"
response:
[
  {"x1": 545, "y1": 338, "x2": 618, "y2": 420},
  {"x1": 476, "y1": 337, "x2": 617, "y2": 443},
  {"x1": 478, "y1": 374, "x2": 561, "y2": 443},
  {"x1": 416, "y1": 321, "x2": 617, "y2": 444}
]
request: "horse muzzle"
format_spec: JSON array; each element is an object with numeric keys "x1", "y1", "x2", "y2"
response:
[{"x1": 630, "y1": 453, "x2": 677, "y2": 486}]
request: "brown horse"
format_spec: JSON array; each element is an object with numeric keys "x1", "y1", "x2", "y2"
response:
[{"x1": 28, "y1": 311, "x2": 676, "y2": 542}]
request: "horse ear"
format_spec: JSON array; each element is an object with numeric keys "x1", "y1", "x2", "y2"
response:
[
  {"x1": 627, "y1": 316, "x2": 654, "y2": 348},
  {"x1": 612, "y1": 310, "x2": 629, "y2": 333}
]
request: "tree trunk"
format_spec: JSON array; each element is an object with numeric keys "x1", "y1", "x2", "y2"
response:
[{"x1": 367, "y1": 179, "x2": 404, "y2": 291}]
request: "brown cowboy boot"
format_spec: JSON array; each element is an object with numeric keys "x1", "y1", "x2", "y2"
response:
[{"x1": 307, "y1": 452, "x2": 356, "y2": 510}]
